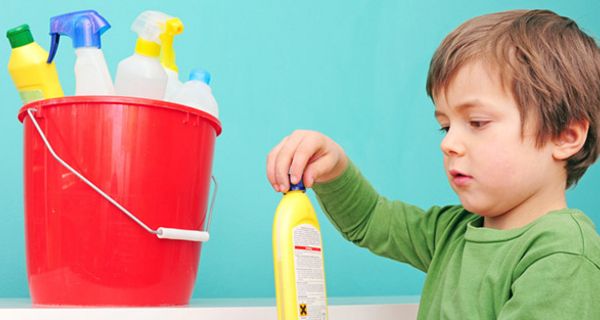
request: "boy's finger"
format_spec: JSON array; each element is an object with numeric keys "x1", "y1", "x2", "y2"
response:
[
  {"x1": 289, "y1": 136, "x2": 322, "y2": 185},
  {"x1": 274, "y1": 133, "x2": 305, "y2": 191},
  {"x1": 266, "y1": 137, "x2": 287, "y2": 191},
  {"x1": 302, "y1": 155, "x2": 333, "y2": 188}
]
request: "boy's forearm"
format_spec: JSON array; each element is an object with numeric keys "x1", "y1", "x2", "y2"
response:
[{"x1": 312, "y1": 160, "x2": 380, "y2": 243}]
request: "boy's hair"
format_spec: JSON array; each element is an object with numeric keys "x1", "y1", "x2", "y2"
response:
[{"x1": 426, "y1": 10, "x2": 600, "y2": 188}]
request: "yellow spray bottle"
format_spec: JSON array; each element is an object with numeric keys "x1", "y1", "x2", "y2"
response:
[
  {"x1": 273, "y1": 178, "x2": 328, "y2": 320},
  {"x1": 159, "y1": 17, "x2": 184, "y2": 99},
  {"x1": 6, "y1": 24, "x2": 64, "y2": 104}
]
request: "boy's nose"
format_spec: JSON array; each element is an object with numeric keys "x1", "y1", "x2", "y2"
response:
[{"x1": 440, "y1": 128, "x2": 466, "y2": 157}]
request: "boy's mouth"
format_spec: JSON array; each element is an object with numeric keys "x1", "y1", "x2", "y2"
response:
[{"x1": 449, "y1": 169, "x2": 473, "y2": 186}]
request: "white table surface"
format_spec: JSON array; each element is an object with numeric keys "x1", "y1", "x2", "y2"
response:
[{"x1": 0, "y1": 296, "x2": 420, "y2": 320}]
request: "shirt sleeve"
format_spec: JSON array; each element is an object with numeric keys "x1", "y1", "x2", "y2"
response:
[
  {"x1": 498, "y1": 253, "x2": 600, "y2": 319},
  {"x1": 312, "y1": 161, "x2": 473, "y2": 272}
]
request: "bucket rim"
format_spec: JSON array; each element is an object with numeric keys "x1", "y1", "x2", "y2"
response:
[{"x1": 17, "y1": 95, "x2": 222, "y2": 136}]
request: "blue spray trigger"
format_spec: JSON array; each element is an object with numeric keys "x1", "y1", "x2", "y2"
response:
[
  {"x1": 47, "y1": 10, "x2": 111, "y2": 63},
  {"x1": 47, "y1": 34, "x2": 60, "y2": 63}
]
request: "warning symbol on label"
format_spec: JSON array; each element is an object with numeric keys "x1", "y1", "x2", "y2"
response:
[{"x1": 299, "y1": 303, "x2": 308, "y2": 316}]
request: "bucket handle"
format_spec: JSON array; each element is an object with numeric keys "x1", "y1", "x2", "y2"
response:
[{"x1": 26, "y1": 108, "x2": 216, "y2": 242}]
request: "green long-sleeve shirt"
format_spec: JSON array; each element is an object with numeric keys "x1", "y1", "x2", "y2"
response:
[{"x1": 313, "y1": 162, "x2": 600, "y2": 319}]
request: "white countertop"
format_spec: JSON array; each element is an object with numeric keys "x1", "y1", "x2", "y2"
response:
[{"x1": 0, "y1": 296, "x2": 420, "y2": 320}]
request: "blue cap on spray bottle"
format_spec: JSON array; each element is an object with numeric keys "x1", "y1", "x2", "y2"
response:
[{"x1": 47, "y1": 10, "x2": 110, "y2": 63}]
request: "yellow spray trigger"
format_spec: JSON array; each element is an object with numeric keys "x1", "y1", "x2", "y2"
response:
[{"x1": 159, "y1": 17, "x2": 184, "y2": 72}]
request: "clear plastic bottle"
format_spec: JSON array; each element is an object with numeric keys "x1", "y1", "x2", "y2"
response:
[
  {"x1": 48, "y1": 10, "x2": 114, "y2": 95},
  {"x1": 114, "y1": 11, "x2": 171, "y2": 99},
  {"x1": 169, "y1": 68, "x2": 219, "y2": 118},
  {"x1": 6, "y1": 24, "x2": 64, "y2": 103}
]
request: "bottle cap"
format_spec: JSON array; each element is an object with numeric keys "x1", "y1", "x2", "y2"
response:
[
  {"x1": 289, "y1": 177, "x2": 306, "y2": 191},
  {"x1": 135, "y1": 38, "x2": 160, "y2": 57},
  {"x1": 48, "y1": 10, "x2": 111, "y2": 63},
  {"x1": 6, "y1": 24, "x2": 34, "y2": 48},
  {"x1": 189, "y1": 68, "x2": 211, "y2": 84}
]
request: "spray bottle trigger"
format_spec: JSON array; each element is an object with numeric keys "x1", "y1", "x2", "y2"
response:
[{"x1": 47, "y1": 34, "x2": 60, "y2": 63}]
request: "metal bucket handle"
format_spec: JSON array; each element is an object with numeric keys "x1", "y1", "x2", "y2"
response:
[{"x1": 26, "y1": 108, "x2": 216, "y2": 242}]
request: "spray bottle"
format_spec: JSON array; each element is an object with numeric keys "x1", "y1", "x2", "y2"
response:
[
  {"x1": 159, "y1": 17, "x2": 184, "y2": 100},
  {"x1": 6, "y1": 24, "x2": 64, "y2": 104},
  {"x1": 169, "y1": 68, "x2": 219, "y2": 118},
  {"x1": 48, "y1": 10, "x2": 114, "y2": 95},
  {"x1": 273, "y1": 179, "x2": 328, "y2": 320},
  {"x1": 114, "y1": 11, "x2": 171, "y2": 99}
]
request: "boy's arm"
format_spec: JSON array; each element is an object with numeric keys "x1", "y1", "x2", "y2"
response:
[
  {"x1": 312, "y1": 161, "x2": 470, "y2": 272},
  {"x1": 498, "y1": 253, "x2": 600, "y2": 319}
]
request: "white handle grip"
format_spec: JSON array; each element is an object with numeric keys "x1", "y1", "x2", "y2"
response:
[{"x1": 157, "y1": 228, "x2": 210, "y2": 242}]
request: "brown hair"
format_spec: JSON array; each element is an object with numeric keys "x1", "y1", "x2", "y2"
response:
[{"x1": 426, "y1": 10, "x2": 600, "y2": 188}]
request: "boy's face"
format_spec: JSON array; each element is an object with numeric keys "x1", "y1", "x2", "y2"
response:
[{"x1": 434, "y1": 61, "x2": 563, "y2": 226}]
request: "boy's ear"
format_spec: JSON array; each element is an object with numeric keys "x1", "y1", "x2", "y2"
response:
[{"x1": 552, "y1": 120, "x2": 589, "y2": 160}]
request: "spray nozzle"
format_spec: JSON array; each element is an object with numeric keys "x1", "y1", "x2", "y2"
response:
[
  {"x1": 160, "y1": 17, "x2": 184, "y2": 72},
  {"x1": 131, "y1": 10, "x2": 176, "y2": 58},
  {"x1": 47, "y1": 10, "x2": 110, "y2": 63}
]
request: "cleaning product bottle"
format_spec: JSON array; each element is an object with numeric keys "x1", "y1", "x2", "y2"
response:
[
  {"x1": 169, "y1": 68, "x2": 219, "y2": 118},
  {"x1": 48, "y1": 10, "x2": 114, "y2": 95},
  {"x1": 273, "y1": 179, "x2": 328, "y2": 320},
  {"x1": 159, "y1": 16, "x2": 184, "y2": 100},
  {"x1": 114, "y1": 11, "x2": 171, "y2": 99},
  {"x1": 6, "y1": 24, "x2": 64, "y2": 104}
]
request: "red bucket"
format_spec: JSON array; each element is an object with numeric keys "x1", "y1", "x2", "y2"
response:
[{"x1": 18, "y1": 96, "x2": 221, "y2": 306}]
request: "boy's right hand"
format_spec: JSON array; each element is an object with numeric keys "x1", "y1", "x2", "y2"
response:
[{"x1": 266, "y1": 130, "x2": 348, "y2": 192}]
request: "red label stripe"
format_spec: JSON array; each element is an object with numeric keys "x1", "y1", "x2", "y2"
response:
[{"x1": 294, "y1": 245, "x2": 322, "y2": 252}]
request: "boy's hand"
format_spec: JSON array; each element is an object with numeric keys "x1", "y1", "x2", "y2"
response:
[{"x1": 267, "y1": 130, "x2": 348, "y2": 192}]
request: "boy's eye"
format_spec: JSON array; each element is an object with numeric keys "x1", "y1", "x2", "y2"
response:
[
  {"x1": 439, "y1": 126, "x2": 449, "y2": 134},
  {"x1": 469, "y1": 120, "x2": 489, "y2": 128}
]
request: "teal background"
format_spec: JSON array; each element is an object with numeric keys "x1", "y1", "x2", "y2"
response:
[{"x1": 1, "y1": 0, "x2": 599, "y2": 299}]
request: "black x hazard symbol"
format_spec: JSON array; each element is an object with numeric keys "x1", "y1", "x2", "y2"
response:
[{"x1": 299, "y1": 303, "x2": 308, "y2": 316}]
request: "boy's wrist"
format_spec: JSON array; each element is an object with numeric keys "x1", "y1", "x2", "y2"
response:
[
  {"x1": 312, "y1": 158, "x2": 355, "y2": 194},
  {"x1": 318, "y1": 155, "x2": 349, "y2": 184}
]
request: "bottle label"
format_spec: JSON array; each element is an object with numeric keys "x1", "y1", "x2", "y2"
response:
[
  {"x1": 19, "y1": 89, "x2": 44, "y2": 104},
  {"x1": 293, "y1": 224, "x2": 327, "y2": 320}
]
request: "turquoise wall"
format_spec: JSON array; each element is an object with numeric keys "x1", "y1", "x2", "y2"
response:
[{"x1": 1, "y1": 0, "x2": 598, "y2": 299}]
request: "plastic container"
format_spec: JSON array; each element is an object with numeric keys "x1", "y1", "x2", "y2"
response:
[
  {"x1": 273, "y1": 179, "x2": 328, "y2": 319},
  {"x1": 115, "y1": 11, "x2": 172, "y2": 99},
  {"x1": 6, "y1": 24, "x2": 63, "y2": 103},
  {"x1": 18, "y1": 96, "x2": 221, "y2": 306},
  {"x1": 48, "y1": 10, "x2": 115, "y2": 95},
  {"x1": 169, "y1": 68, "x2": 219, "y2": 118}
]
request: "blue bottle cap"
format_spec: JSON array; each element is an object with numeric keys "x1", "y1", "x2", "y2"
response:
[
  {"x1": 48, "y1": 10, "x2": 111, "y2": 63},
  {"x1": 289, "y1": 178, "x2": 306, "y2": 192},
  {"x1": 189, "y1": 68, "x2": 211, "y2": 85}
]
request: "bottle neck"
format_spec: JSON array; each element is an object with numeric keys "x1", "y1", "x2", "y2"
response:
[
  {"x1": 135, "y1": 38, "x2": 160, "y2": 57},
  {"x1": 285, "y1": 190, "x2": 306, "y2": 195}
]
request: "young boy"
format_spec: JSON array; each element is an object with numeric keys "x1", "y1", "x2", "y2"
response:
[{"x1": 266, "y1": 10, "x2": 600, "y2": 319}]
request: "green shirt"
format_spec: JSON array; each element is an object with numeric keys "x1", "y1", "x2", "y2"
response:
[{"x1": 313, "y1": 162, "x2": 600, "y2": 319}]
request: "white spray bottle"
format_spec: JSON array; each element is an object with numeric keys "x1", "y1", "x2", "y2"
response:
[
  {"x1": 48, "y1": 10, "x2": 114, "y2": 95},
  {"x1": 114, "y1": 11, "x2": 171, "y2": 99}
]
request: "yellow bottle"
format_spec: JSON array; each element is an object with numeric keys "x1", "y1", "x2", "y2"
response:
[
  {"x1": 273, "y1": 179, "x2": 328, "y2": 320},
  {"x1": 7, "y1": 24, "x2": 64, "y2": 104}
]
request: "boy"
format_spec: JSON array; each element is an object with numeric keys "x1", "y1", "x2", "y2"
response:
[{"x1": 266, "y1": 10, "x2": 600, "y2": 319}]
